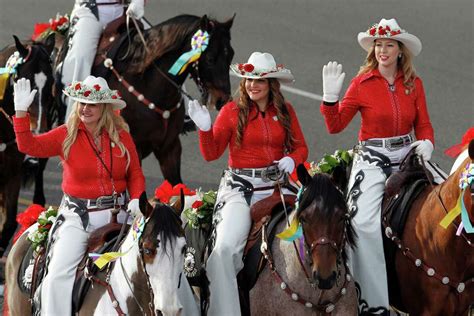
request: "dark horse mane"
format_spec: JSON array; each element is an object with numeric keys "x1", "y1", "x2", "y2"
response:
[
  {"x1": 144, "y1": 203, "x2": 185, "y2": 258},
  {"x1": 128, "y1": 14, "x2": 202, "y2": 74},
  {"x1": 297, "y1": 172, "x2": 357, "y2": 262}
]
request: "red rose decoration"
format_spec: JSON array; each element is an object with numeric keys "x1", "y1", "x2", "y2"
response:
[
  {"x1": 112, "y1": 95, "x2": 117, "y2": 99},
  {"x1": 58, "y1": 17, "x2": 68, "y2": 25},
  {"x1": 117, "y1": 91, "x2": 122, "y2": 97},
  {"x1": 369, "y1": 27, "x2": 376, "y2": 36},
  {"x1": 390, "y1": 30, "x2": 401, "y2": 36},
  {"x1": 192, "y1": 200, "x2": 204, "y2": 209},
  {"x1": 378, "y1": 27, "x2": 387, "y2": 36},
  {"x1": 83, "y1": 90, "x2": 91, "y2": 97},
  {"x1": 74, "y1": 83, "x2": 81, "y2": 90},
  {"x1": 385, "y1": 25, "x2": 391, "y2": 31},
  {"x1": 243, "y1": 63, "x2": 254, "y2": 72},
  {"x1": 93, "y1": 84, "x2": 101, "y2": 91},
  {"x1": 238, "y1": 63, "x2": 244, "y2": 70}
]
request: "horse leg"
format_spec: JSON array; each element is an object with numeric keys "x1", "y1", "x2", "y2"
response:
[
  {"x1": 32, "y1": 158, "x2": 48, "y2": 206},
  {"x1": 0, "y1": 176, "x2": 21, "y2": 257},
  {"x1": 5, "y1": 233, "x2": 33, "y2": 315},
  {"x1": 154, "y1": 138, "x2": 183, "y2": 185}
]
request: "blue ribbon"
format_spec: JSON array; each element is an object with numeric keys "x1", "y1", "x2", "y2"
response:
[
  {"x1": 460, "y1": 189, "x2": 474, "y2": 233},
  {"x1": 168, "y1": 30, "x2": 209, "y2": 76}
]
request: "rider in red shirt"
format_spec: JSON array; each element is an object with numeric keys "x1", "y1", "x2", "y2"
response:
[
  {"x1": 13, "y1": 75, "x2": 145, "y2": 315},
  {"x1": 188, "y1": 52, "x2": 308, "y2": 315}
]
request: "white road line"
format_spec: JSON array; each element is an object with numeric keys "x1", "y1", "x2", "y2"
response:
[{"x1": 229, "y1": 72, "x2": 323, "y2": 101}]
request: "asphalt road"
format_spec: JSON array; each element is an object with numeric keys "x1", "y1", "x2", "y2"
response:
[{"x1": 0, "y1": 0, "x2": 473, "y2": 230}]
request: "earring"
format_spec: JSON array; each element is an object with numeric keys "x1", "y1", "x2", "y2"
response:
[{"x1": 398, "y1": 54, "x2": 402, "y2": 58}]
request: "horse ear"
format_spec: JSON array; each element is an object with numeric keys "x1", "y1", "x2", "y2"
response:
[
  {"x1": 43, "y1": 32, "x2": 56, "y2": 55},
  {"x1": 139, "y1": 191, "x2": 153, "y2": 217},
  {"x1": 469, "y1": 139, "x2": 474, "y2": 160},
  {"x1": 13, "y1": 35, "x2": 29, "y2": 58},
  {"x1": 331, "y1": 165, "x2": 348, "y2": 192},
  {"x1": 223, "y1": 13, "x2": 236, "y2": 29},
  {"x1": 169, "y1": 189, "x2": 185, "y2": 216},
  {"x1": 200, "y1": 15, "x2": 214, "y2": 32},
  {"x1": 297, "y1": 164, "x2": 312, "y2": 186}
]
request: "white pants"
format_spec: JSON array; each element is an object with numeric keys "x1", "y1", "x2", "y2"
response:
[
  {"x1": 40, "y1": 197, "x2": 128, "y2": 316},
  {"x1": 62, "y1": 3, "x2": 122, "y2": 119},
  {"x1": 207, "y1": 170, "x2": 293, "y2": 316}
]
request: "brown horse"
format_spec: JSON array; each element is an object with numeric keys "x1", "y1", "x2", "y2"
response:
[
  {"x1": 0, "y1": 34, "x2": 55, "y2": 256},
  {"x1": 6, "y1": 193, "x2": 194, "y2": 316},
  {"x1": 53, "y1": 14, "x2": 235, "y2": 185},
  {"x1": 250, "y1": 165, "x2": 358, "y2": 315},
  {"x1": 384, "y1": 140, "x2": 474, "y2": 315}
]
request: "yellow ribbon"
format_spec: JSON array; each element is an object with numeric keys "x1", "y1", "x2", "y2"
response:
[
  {"x1": 439, "y1": 194, "x2": 462, "y2": 229},
  {"x1": 93, "y1": 251, "x2": 128, "y2": 269},
  {"x1": 276, "y1": 217, "x2": 303, "y2": 241}
]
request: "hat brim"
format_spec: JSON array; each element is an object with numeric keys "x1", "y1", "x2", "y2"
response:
[
  {"x1": 230, "y1": 64, "x2": 295, "y2": 83},
  {"x1": 357, "y1": 32, "x2": 422, "y2": 56},
  {"x1": 63, "y1": 90, "x2": 126, "y2": 110}
]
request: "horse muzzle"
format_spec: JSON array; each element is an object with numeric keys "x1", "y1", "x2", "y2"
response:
[{"x1": 313, "y1": 270, "x2": 337, "y2": 290}]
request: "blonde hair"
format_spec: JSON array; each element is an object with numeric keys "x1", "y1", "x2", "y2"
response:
[
  {"x1": 357, "y1": 41, "x2": 417, "y2": 92},
  {"x1": 63, "y1": 102, "x2": 131, "y2": 169},
  {"x1": 235, "y1": 78, "x2": 294, "y2": 152}
]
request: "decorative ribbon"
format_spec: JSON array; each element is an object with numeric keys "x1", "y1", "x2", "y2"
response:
[
  {"x1": 132, "y1": 216, "x2": 146, "y2": 241},
  {"x1": 440, "y1": 193, "x2": 462, "y2": 229},
  {"x1": 0, "y1": 51, "x2": 23, "y2": 75},
  {"x1": 89, "y1": 251, "x2": 129, "y2": 269},
  {"x1": 276, "y1": 216, "x2": 303, "y2": 241},
  {"x1": 168, "y1": 29, "x2": 209, "y2": 76}
]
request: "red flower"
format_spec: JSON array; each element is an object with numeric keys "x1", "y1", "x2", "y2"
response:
[
  {"x1": 94, "y1": 84, "x2": 101, "y2": 91},
  {"x1": 154, "y1": 181, "x2": 196, "y2": 203},
  {"x1": 13, "y1": 203, "x2": 45, "y2": 244},
  {"x1": 238, "y1": 63, "x2": 244, "y2": 70},
  {"x1": 243, "y1": 63, "x2": 254, "y2": 72},
  {"x1": 385, "y1": 25, "x2": 391, "y2": 31},
  {"x1": 369, "y1": 27, "x2": 376, "y2": 36},
  {"x1": 84, "y1": 90, "x2": 91, "y2": 97},
  {"x1": 390, "y1": 30, "x2": 401, "y2": 36},
  {"x1": 58, "y1": 17, "x2": 68, "y2": 25},
  {"x1": 75, "y1": 83, "x2": 81, "y2": 90},
  {"x1": 378, "y1": 27, "x2": 387, "y2": 36},
  {"x1": 112, "y1": 95, "x2": 117, "y2": 99},
  {"x1": 192, "y1": 200, "x2": 204, "y2": 209}
]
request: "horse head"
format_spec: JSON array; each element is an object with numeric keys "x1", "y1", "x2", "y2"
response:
[
  {"x1": 12, "y1": 34, "x2": 55, "y2": 132},
  {"x1": 296, "y1": 164, "x2": 356, "y2": 290},
  {"x1": 138, "y1": 192, "x2": 186, "y2": 316},
  {"x1": 191, "y1": 14, "x2": 235, "y2": 110}
]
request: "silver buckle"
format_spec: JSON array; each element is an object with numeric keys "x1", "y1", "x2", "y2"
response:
[
  {"x1": 95, "y1": 195, "x2": 114, "y2": 209},
  {"x1": 261, "y1": 165, "x2": 284, "y2": 182}
]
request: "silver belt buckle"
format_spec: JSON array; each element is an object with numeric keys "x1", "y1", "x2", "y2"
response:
[
  {"x1": 96, "y1": 195, "x2": 113, "y2": 209},
  {"x1": 261, "y1": 165, "x2": 282, "y2": 182}
]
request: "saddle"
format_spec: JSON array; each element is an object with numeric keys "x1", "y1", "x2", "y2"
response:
[
  {"x1": 17, "y1": 222, "x2": 125, "y2": 312},
  {"x1": 382, "y1": 150, "x2": 434, "y2": 310}
]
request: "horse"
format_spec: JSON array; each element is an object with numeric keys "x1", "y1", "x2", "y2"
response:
[
  {"x1": 384, "y1": 140, "x2": 474, "y2": 315},
  {"x1": 0, "y1": 34, "x2": 56, "y2": 256},
  {"x1": 249, "y1": 165, "x2": 358, "y2": 315},
  {"x1": 54, "y1": 14, "x2": 235, "y2": 185},
  {"x1": 6, "y1": 192, "x2": 195, "y2": 316}
]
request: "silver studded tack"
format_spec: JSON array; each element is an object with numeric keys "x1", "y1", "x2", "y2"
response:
[
  {"x1": 427, "y1": 268, "x2": 435, "y2": 276},
  {"x1": 162, "y1": 110, "x2": 171, "y2": 119},
  {"x1": 325, "y1": 304, "x2": 335, "y2": 313},
  {"x1": 128, "y1": 86, "x2": 135, "y2": 92},
  {"x1": 442, "y1": 277, "x2": 449, "y2": 284},
  {"x1": 305, "y1": 302, "x2": 313, "y2": 308},
  {"x1": 112, "y1": 300, "x2": 119, "y2": 308},
  {"x1": 457, "y1": 283, "x2": 465, "y2": 293},
  {"x1": 415, "y1": 259, "x2": 422, "y2": 267},
  {"x1": 341, "y1": 288, "x2": 347, "y2": 295},
  {"x1": 148, "y1": 103, "x2": 156, "y2": 110},
  {"x1": 280, "y1": 282, "x2": 287, "y2": 290},
  {"x1": 137, "y1": 94, "x2": 144, "y2": 101},
  {"x1": 291, "y1": 293, "x2": 298, "y2": 301}
]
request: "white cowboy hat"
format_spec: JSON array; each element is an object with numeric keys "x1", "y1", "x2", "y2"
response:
[
  {"x1": 230, "y1": 52, "x2": 295, "y2": 83},
  {"x1": 63, "y1": 75, "x2": 126, "y2": 110},
  {"x1": 357, "y1": 18, "x2": 422, "y2": 56}
]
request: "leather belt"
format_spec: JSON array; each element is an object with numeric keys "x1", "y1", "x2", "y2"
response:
[
  {"x1": 76, "y1": 192, "x2": 127, "y2": 211},
  {"x1": 229, "y1": 167, "x2": 265, "y2": 178},
  {"x1": 359, "y1": 135, "x2": 413, "y2": 150},
  {"x1": 229, "y1": 165, "x2": 285, "y2": 183}
]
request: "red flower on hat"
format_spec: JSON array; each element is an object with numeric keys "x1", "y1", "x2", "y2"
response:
[
  {"x1": 112, "y1": 95, "x2": 117, "y2": 99},
  {"x1": 378, "y1": 26, "x2": 387, "y2": 36},
  {"x1": 238, "y1": 63, "x2": 244, "y2": 70},
  {"x1": 93, "y1": 84, "x2": 101, "y2": 91},
  {"x1": 74, "y1": 83, "x2": 81, "y2": 90},
  {"x1": 390, "y1": 30, "x2": 401, "y2": 36},
  {"x1": 369, "y1": 27, "x2": 377, "y2": 36},
  {"x1": 243, "y1": 63, "x2": 254, "y2": 72},
  {"x1": 83, "y1": 90, "x2": 91, "y2": 97}
]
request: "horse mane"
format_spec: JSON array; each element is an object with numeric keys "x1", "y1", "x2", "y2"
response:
[
  {"x1": 146, "y1": 203, "x2": 184, "y2": 258},
  {"x1": 128, "y1": 14, "x2": 201, "y2": 74},
  {"x1": 297, "y1": 173, "x2": 357, "y2": 260}
]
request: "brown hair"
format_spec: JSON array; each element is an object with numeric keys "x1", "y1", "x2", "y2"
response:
[
  {"x1": 235, "y1": 78, "x2": 294, "y2": 152},
  {"x1": 357, "y1": 40, "x2": 417, "y2": 92}
]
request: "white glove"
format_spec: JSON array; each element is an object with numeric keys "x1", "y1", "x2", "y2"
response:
[
  {"x1": 411, "y1": 139, "x2": 434, "y2": 161},
  {"x1": 274, "y1": 157, "x2": 295, "y2": 174},
  {"x1": 322, "y1": 61, "x2": 346, "y2": 102},
  {"x1": 127, "y1": 198, "x2": 142, "y2": 218},
  {"x1": 188, "y1": 100, "x2": 212, "y2": 131},
  {"x1": 14, "y1": 78, "x2": 37, "y2": 112},
  {"x1": 126, "y1": 0, "x2": 145, "y2": 20}
]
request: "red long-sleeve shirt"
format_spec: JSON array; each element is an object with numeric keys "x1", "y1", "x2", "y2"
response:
[
  {"x1": 199, "y1": 101, "x2": 308, "y2": 168},
  {"x1": 320, "y1": 69, "x2": 434, "y2": 144},
  {"x1": 13, "y1": 115, "x2": 145, "y2": 199}
]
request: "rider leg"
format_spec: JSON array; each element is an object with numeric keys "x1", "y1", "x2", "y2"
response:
[
  {"x1": 207, "y1": 179, "x2": 252, "y2": 316},
  {"x1": 62, "y1": 7, "x2": 102, "y2": 119},
  {"x1": 40, "y1": 203, "x2": 89, "y2": 315}
]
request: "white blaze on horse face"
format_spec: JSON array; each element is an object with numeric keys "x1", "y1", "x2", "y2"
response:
[
  {"x1": 149, "y1": 235, "x2": 186, "y2": 316},
  {"x1": 34, "y1": 72, "x2": 46, "y2": 133}
]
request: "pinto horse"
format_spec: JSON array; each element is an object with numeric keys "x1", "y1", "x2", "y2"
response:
[
  {"x1": 250, "y1": 165, "x2": 358, "y2": 315},
  {"x1": 6, "y1": 193, "x2": 195, "y2": 316},
  {"x1": 0, "y1": 34, "x2": 55, "y2": 256},
  {"x1": 384, "y1": 140, "x2": 474, "y2": 315},
  {"x1": 53, "y1": 14, "x2": 235, "y2": 185}
]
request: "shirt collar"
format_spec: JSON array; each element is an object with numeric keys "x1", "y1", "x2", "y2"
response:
[{"x1": 359, "y1": 68, "x2": 403, "y2": 83}]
